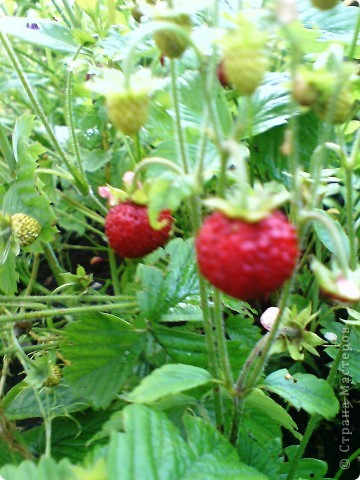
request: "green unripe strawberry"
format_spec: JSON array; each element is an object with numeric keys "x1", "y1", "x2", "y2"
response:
[
  {"x1": 315, "y1": 88, "x2": 353, "y2": 124},
  {"x1": 11, "y1": 213, "x2": 42, "y2": 247},
  {"x1": 221, "y1": 17, "x2": 268, "y2": 95},
  {"x1": 153, "y1": 13, "x2": 192, "y2": 59},
  {"x1": 311, "y1": 0, "x2": 339, "y2": 9},
  {"x1": 106, "y1": 91, "x2": 150, "y2": 136},
  {"x1": 43, "y1": 365, "x2": 62, "y2": 387}
]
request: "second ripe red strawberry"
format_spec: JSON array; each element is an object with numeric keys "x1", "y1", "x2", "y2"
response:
[
  {"x1": 105, "y1": 201, "x2": 172, "y2": 258},
  {"x1": 196, "y1": 210, "x2": 299, "y2": 301}
]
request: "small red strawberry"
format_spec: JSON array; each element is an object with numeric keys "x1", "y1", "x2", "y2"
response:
[
  {"x1": 196, "y1": 210, "x2": 299, "y2": 301},
  {"x1": 105, "y1": 201, "x2": 172, "y2": 258}
]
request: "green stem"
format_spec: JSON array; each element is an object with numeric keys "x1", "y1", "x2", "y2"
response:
[
  {"x1": 0, "y1": 32, "x2": 89, "y2": 195},
  {"x1": 286, "y1": 333, "x2": 347, "y2": 480},
  {"x1": 108, "y1": 248, "x2": 122, "y2": 296},
  {"x1": 60, "y1": 193, "x2": 105, "y2": 224},
  {"x1": 132, "y1": 157, "x2": 184, "y2": 189},
  {"x1": 246, "y1": 96, "x2": 255, "y2": 186},
  {"x1": 300, "y1": 211, "x2": 349, "y2": 274},
  {"x1": 213, "y1": 289, "x2": 234, "y2": 388},
  {"x1": 170, "y1": 59, "x2": 189, "y2": 173},
  {"x1": 108, "y1": 0, "x2": 116, "y2": 25},
  {"x1": 198, "y1": 274, "x2": 224, "y2": 432},
  {"x1": 309, "y1": 134, "x2": 332, "y2": 210},
  {"x1": 0, "y1": 295, "x2": 135, "y2": 303},
  {"x1": 62, "y1": 0, "x2": 81, "y2": 28},
  {"x1": 42, "y1": 243, "x2": 65, "y2": 286},
  {"x1": 50, "y1": 0, "x2": 72, "y2": 27},
  {"x1": 347, "y1": 7, "x2": 360, "y2": 60},
  {"x1": 0, "y1": 302, "x2": 138, "y2": 324},
  {"x1": 344, "y1": 167, "x2": 356, "y2": 270},
  {"x1": 242, "y1": 280, "x2": 293, "y2": 389},
  {"x1": 65, "y1": 45, "x2": 87, "y2": 186},
  {"x1": 334, "y1": 447, "x2": 360, "y2": 479}
]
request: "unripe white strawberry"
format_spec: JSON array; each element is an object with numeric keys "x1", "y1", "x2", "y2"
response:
[
  {"x1": 11, "y1": 213, "x2": 42, "y2": 247},
  {"x1": 221, "y1": 17, "x2": 268, "y2": 96},
  {"x1": 106, "y1": 91, "x2": 150, "y2": 136},
  {"x1": 311, "y1": 0, "x2": 339, "y2": 9}
]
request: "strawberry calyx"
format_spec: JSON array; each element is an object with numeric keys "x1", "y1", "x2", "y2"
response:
[
  {"x1": 204, "y1": 183, "x2": 291, "y2": 223},
  {"x1": 261, "y1": 304, "x2": 324, "y2": 361}
]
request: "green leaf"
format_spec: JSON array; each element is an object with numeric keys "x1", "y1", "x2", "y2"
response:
[
  {"x1": 127, "y1": 364, "x2": 214, "y2": 404},
  {"x1": 22, "y1": 410, "x2": 111, "y2": 463},
  {"x1": 61, "y1": 313, "x2": 146, "y2": 409},
  {"x1": 298, "y1": 0, "x2": 360, "y2": 57},
  {"x1": 2, "y1": 114, "x2": 56, "y2": 249},
  {"x1": 0, "y1": 249, "x2": 18, "y2": 295},
  {"x1": 0, "y1": 18, "x2": 78, "y2": 52},
  {"x1": 136, "y1": 238, "x2": 198, "y2": 321},
  {"x1": 324, "y1": 324, "x2": 360, "y2": 383},
  {"x1": 153, "y1": 326, "x2": 208, "y2": 367},
  {"x1": 237, "y1": 437, "x2": 284, "y2": 480},
  {"x1": 313, "y1": 209, "x2": 350, "y2": 260},
  {"x1": 0, "y1": 456, "x2": 73, "y2": 480},
  {"x1": 108, "y1": 405, "x2": 190, "y2": 480},
  {"x1": 262, "y1": 369, "x2": 339, "y2": 419},
  {"x1": 3, "y1": 380, "x2": 89, "y2": 421},
  {"x1": 280, "y1": 445, "x2": 328, "y2": 479},
  {"x1": 238, "y1": 73, "x2": 293, "y2": 138},
  {"x1": 183, "y1": 415, "x2": 269, "y2": 480},
  {"x1": 107, "y1": 404, "x2": 269, "y2": 480},
  {"x1": 244, "y1": 389, "x2": 300, "y2": 439}
]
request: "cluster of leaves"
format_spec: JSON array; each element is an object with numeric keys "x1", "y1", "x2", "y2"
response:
[{"x1": 0, "y1": 0, "x2": 359, "y2": 479}]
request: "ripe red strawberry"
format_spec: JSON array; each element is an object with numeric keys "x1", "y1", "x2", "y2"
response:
[
  {"x1": 196, "y1": 210, "x2": 299, "y2": 301},
  {"x1": 105, "y1": 201, "x2": 172, "y2": 258}
]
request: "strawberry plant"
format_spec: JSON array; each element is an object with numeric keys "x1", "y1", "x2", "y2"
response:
[{"x1": 0, "y1": 0, "x2": 359, "y2": 479}]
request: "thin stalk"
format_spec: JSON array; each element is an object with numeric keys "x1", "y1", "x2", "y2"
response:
[
  {"x1": 213, "y1": 289, "x2": 234, "y2": 388},
  {"x1": 65, "y1": 45, "x2": 87, "y2": 186},
  {"x1": 54, "y1": 207, "x2": 105, "y2": 236},
  {"x1": 344, "y1": 167, "x2": 356, "y2": 270},
  {"x1": 169, "y1": 60, "x2": 189, "y2": 173},
  {"x1": 246, "y1": 96, "x2": 255, "y2": 186},
  {"x1": 42, "y1": 243, "x2": 65, "y2": 286},
  {"x1": 334, "y1": 447, "x2": 360, "y2": 479},
  {"x1": 108, "y1": 248, "x2": 122, "y2": 296},
  {"x1": 286, "y1": 333, "x2": 347, "y2": 480},
  {"x1": 62, "y1": 0, "x2": 81, "y2": 28},
  {"x1": 347, "y1": 7, "x2": 360, "y2": 60},
  {"x1": 108, "y1": 0, "x2": 116, "y2": 25},
  {"x1": 300, "y1": 211, "x2": 349, "y2": 274},
  {"x1": 241, "y1": 280, "x2": 293, "y2": 389},
  {"x1": 60, "y1": 193, "x2": 105, "y2": 224},
  {"x1": 189, "y1": 196, "x2": 224, "y2": 431},
  {"x1": 0, "y1": 356, "x2": 10, "y2": 398},
  {"x1": 132, "y1": 157, "x2": 184, "y2": 187},
  {"x1": 0, "y1": 295, "x2": 134, "y2": 302},
  {"x1": 0, "y1": 32, "x2": 89, "y2": 195},
  {"x1": 50, "y1": 0, "x2": 72, "y2": 27},
  {"x1": 309, "y1": 128, "x2": 333, "y2": 209},
  {"x1": 0, "y1": 302, "x2": 138, "y2": 324},
  {"x1": 198, "y1": 275, "x2": 225, "y2": 432},
  {"x1": 23, "y1": 254, "x2": 40, "y2": 298}
]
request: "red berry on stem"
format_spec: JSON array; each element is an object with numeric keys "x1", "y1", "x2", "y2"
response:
[
  {"x1": 105, "y1": 202, "x2": 172, "y2": 258},
  {"x1": 196, "y1": 210, "x2": 299, "y2": 301}
]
